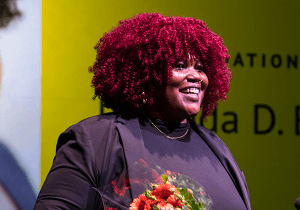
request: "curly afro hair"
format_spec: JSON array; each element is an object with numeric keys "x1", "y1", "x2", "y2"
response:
[{"x1": 89, "y1": 13, "x2": 231, "y2": 119}]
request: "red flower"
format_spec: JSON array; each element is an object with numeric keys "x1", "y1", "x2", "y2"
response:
[
  {"x1": 166, "y1": 194, "x2": 183, "y2": 208},
  {"x1": 129, "y1": 195, "x2": 156, "y2": 210},
  {"x1": 104, "y1": 207, "x2": 117, "y2": 210},
  {"x1": 151, "y1": 183, "x2": 175, "y2": 203},
  {"x1": 111, "y1": 174, "x2": 130, "y2": 197}
]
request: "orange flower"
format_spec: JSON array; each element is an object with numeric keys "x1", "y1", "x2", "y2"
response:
[
  {"x1": 151, "y1": 183, "x2": 175, "y2": 203},
  {"x1": 129, "y1": 194, "x2": 155, "y2": 210}
]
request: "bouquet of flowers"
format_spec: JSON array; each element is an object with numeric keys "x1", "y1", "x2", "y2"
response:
[
  {"x1": 129, "y1": 174, "x2": 210, "y2": 210},
  {"x1": 103, "y1": 160, "x2": 212, "y2": 210}
]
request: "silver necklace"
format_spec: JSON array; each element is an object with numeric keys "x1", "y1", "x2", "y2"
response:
[{"x1": 146, "y1": 117, "x2": 190, "y2": 140}]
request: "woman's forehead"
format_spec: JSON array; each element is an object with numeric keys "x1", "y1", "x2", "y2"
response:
[{"x1": 174, "y1": 53, "x2": 203, "y2": 62}]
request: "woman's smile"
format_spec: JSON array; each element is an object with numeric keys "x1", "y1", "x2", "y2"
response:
[
  {"x1": 151, "y1": 57, "x2": 208, "y2": 123},
  {"x1": 179, "y1": 86, "x2": 201, "y2": 101}
]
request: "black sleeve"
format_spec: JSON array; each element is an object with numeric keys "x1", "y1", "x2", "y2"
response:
[{"x1": 34, "y1": 124, "x2": 101, "y2": 210}]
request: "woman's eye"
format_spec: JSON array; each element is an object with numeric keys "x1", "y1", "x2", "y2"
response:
[
  {"x1": 175, "y1": 63, "x2": 185, "y2": 69},
  {"x1": 194, "y1": 63, "x2": 204, "y2": 72}
]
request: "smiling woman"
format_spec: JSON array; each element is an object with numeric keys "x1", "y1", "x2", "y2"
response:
[
  {"x1": 34, "y1": 13, "x2": 251, "y2": 210},
  {"x1": 150, "y1": 57, "x2": 209, "y2": 123},
  {"x1": 89, "y1": 13, "x2": 231, "y2": 119}
]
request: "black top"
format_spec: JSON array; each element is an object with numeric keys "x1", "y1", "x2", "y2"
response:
[
  {"x1": 139, "y1": 117, "x2": 247, "y2": 210},
  {"x1": 34, "y1": 114, "x2": 251, "y2": 210}
]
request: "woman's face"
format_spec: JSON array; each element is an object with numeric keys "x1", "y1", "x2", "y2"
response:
[{"x1": 151, "y1": 57, "x2": 209, "y2": 123}]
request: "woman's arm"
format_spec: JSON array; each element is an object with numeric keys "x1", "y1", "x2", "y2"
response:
[{"x1": 34, "y1": 124, "x2": 100, "y2": 210}]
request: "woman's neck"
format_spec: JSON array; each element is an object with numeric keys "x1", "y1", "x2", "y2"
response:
[{"x1": 144, "y1": 108, "x2": 188, "y2": 124}]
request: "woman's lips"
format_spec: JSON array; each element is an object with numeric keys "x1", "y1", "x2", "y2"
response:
[{"x1": 180, "y1": 88, "x2": 200, "y2": 101}]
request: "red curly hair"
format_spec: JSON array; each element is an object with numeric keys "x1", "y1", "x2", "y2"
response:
[{"x1": 89, "y1": 13, "x2": 231, "y2": 119}]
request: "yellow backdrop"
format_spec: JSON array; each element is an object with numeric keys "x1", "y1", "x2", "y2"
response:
[{"x1": 41, "y1": 0, "x2": 300, "y2": 209}]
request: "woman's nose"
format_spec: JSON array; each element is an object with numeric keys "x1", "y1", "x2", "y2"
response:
[{"x1": 186, "y1": 67, "x2": 202, "y2": 82}]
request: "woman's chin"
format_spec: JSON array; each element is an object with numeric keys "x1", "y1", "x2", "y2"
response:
[{"x1": 185, "y1": 107, "x2": 201, "y2": 118}]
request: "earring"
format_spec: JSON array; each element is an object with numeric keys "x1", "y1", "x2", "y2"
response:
[
  {"x1": 200, "y1": 79, "x2": 203, "y2": 83},
  {"x1": 142, "y1": 92, "x2": 147, "y2": 104}
]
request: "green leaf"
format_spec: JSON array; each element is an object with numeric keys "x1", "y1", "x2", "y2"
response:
[
  {"x1": 190, "y1": 200, "x2": 199, "y2": 210},
  {"x1": 161, "y1": 174, "x2": 168, "y2": 183},
  {"x1": 144, "y1": 188, "x2": 151, "y2": 198},
  {"x1": 153, "y1": 206, "x2": 159, "y2": 210},
  {"x1": 149, "y1": 195, "x2": 156, "y2": 200}
]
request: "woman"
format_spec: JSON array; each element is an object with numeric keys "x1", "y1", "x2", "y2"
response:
[{"x1": 34, "y1": 13, "x2": 251, "y2": 210}]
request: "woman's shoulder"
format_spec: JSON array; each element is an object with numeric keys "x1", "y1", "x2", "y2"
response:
[
  {"x1": 66, "y1": 113, "x2": 118, "y2": 132},
  {"x1": 77, "y1": 112, "x2": 118, "y2": 125},
  {"x1": 56, "y1": 113, "x2": 120, "y2": 151}
]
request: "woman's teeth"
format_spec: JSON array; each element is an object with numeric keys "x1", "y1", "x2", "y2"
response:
[{"x1": 181, "y1": 88, "x2": 200, "y2": 94}]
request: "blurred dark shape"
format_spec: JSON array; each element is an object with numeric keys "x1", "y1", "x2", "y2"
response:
[
  {"x1": 0, "y1": 0, "x2": 22, "y2": 29},
  {"x1": 0, "y1": 141, "x2": 36, "y2": 209},
  {"x1": 295, "y1": 197, "x2": 300, "y2": 210}
]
